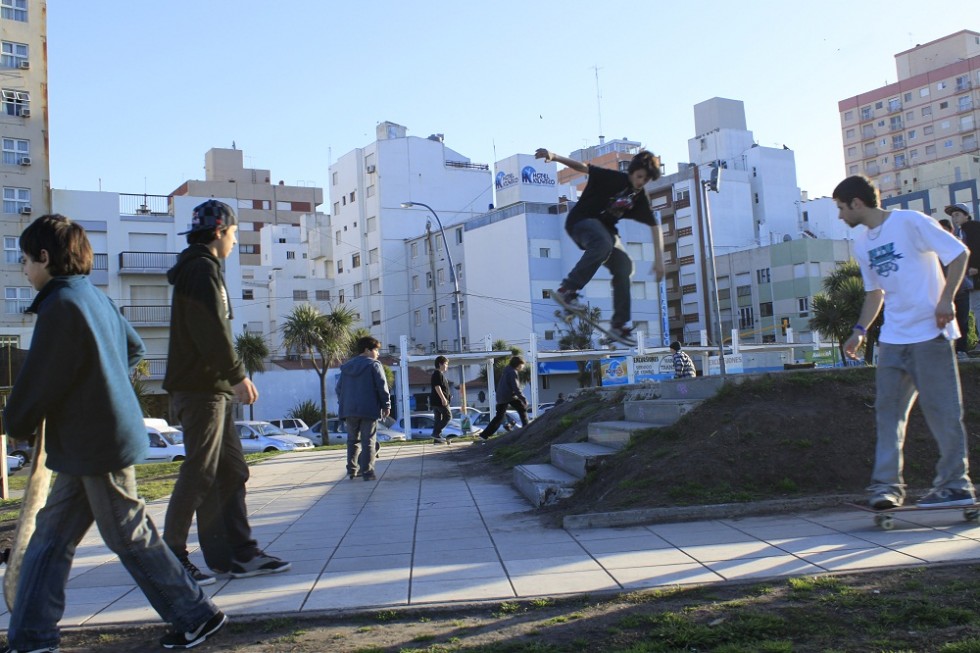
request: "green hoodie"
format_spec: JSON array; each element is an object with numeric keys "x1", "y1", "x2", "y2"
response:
[{"x1": 163, "y1": 244, "x2": 246, "y2": 395}]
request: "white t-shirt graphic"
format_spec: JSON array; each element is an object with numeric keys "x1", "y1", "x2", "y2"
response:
[{"x1": 854, "y1": 209, "x2": 966, "y2": 344}]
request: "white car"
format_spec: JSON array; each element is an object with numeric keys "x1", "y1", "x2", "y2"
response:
[
  {"x1": 140, "y1": 427, "x2": 186, "y2": 464},
  {"x1": 234, "y1": 421, "x2": 315, "y2": 453},
  {"x1": 473, "y1": 410, "x2": 523, "y2": 431},
  {"x1": 7, "y1": 455, "x2": 23, "y2": 473},
  {"x1": 310, "y1": 418, "x2": 406, "y2": 446},
  {"x1": 267, "y1": 418, "x2": 311, "y2": 435},
  {"x1": 393, "y1": 413, "x2": 481, "y2": 440},
  {"x1": 144, "y1": 418, "x2": 184, "y2": 444}
]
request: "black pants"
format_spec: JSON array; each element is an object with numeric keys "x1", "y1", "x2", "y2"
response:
[
  {"x1": 955, "y1": 291, "x2": 970, "y2": 353},
  {"x1": 431, "y1": 404, "x2": 451, "y2": 438},
  {"x1": 482, "y1": 399, "x2": 529, "y2": 438}
]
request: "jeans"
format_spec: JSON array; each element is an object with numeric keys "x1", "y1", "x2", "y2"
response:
[
  {"x1": 346, "y1": 417, "x2": 378, "y2": 475},
  {"x1": 164, "y1": 392, "x2": 257, "y2": 565},
  {"x1": 431, "y1": 404, "x2": 451, "y2": 438},
  {"x1": 7, "y1": 468, "x2": 217, "y2": 650},
  {"x1": 869, "y1": 337, "x2": 973, "y2": 499},
  {"x1": 564, "y1": 219, "x2": 634, "y2": 326},
  {"x1": 481, "y1": 399, "x2": 530, "y2": 438}
]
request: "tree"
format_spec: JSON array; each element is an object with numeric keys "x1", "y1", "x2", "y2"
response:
[
  {"x1": 235, "y1": 330, "x2": 269, "y2": 420},
  {"x1": 809, "y1": 260, "x2": 881, "y2": 364},
  {"x1": 129, "y1": 359, "x2": 151, "y2": 417},
  {"x1": 556, "y1": 307, "x2": 603, "y2": 388},
  {"x1": 281, "y1": 304, "x2": 356, "y2": 428}
]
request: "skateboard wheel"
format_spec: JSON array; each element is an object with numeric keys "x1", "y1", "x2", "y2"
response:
[{"x1": 874, "y1": 514, "x2": 894, "y2": 529}]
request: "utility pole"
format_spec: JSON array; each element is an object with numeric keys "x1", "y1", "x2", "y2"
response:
[{"x1": 426, "y1": 222, "x2": 439, "y2": 351}]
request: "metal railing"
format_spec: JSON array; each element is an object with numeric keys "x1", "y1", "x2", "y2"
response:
[
  {"x1": 92, "y1": 253, "x2": 108, "y2": 270},
  {"x1": 121, "y1": 305, "x2": 171, "y2": 324},
  {"x1": 119, "y1": 193, "x2": 172, "y2": 216},
  {"x1": 118, "y1": 251, "x2": 179, "y2": 272}
]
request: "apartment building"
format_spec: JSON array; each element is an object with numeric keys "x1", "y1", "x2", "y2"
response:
[
  {"x1": 0, "y1": 0, "x2": 49, "y2": 348},
  {"x1": 839, "y1": 30, "x2": 980, "y2": 202},
  {"x1": 556, "y1": 137, "x2": 643, "y2": 190},
  {"x1": 313, "y1": 122, "x2": 493, "y2": 353}
]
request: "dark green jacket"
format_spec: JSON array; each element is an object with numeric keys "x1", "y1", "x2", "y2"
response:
[{"x1": 163, "y1": 245, "x2": 246, "y2": 395}]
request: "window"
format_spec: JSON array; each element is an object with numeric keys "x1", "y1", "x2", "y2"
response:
[
  {"x1": 371, "y1": 310, "x2": 381, "y2": 326},
  {"x1": 333, "y1": 202, "x2": 340, "y2": 214},
  {"x1": 4, "y1": 236, "x2": 18, "y2": 263},
  {"x1": 845, "y1": 128, "x2": 855, "y2": 138},
  {"x1": 337, "y1": 289, "x2": 345, "y2": 303},
  {"x1": 895, "y1": 154, "x2": 906, "y2": 168},
  {"x1": 369, "y1": 248, "x2": 379, "y2": 264},
  {"x1": 847, "y1": 146, "x2": 856, "y2": 157},
  {"x1": 455, "y1": 227, "x2": 463, "y2": 244},
  {"x1": 874, "y1": 101, "x2": 883, "y2": 110},
  {"x1": 414, "y1": 310, "x2": 421, "y2": 326},
  {"x1": 335, "y1": 230, "x2": 341, "y2": 245},
  {"x1": 293, "y1": 289, "x2": 308, "y2": 301},
  {"x1": 544, "y1": 330, "x2": 555, "y2": 340},
  {"x1": 937, "y1": 81, "x2": 946, "y2": 90},
  {"x1": 352, "y1": 253, "x2": 360, "y2": 268},
  {"x1": 349, "y1": 191, "x2": 355, "y2": 203},
  {"x1": 1, "y1": 0, "x2": 26, "y2": 21},
  {"x1": 736, "y1": 285, "x2": 751, "y2": 297},
  {"x1": 860, "y1": 106, "x2": 872, "y2": 120},
  {"x1": 411, "y1": 243, "x2": 418, "y2": 258},
  {"x1": 756, "y1": 268, "x2": 770, "y2": 284},
  {"x1": 5, "y1": 286, "x2": 31, "y2": 313},
  {"x1": 905, "y1": 111, "x2": 914, "y2": 122},
  {"x1": 902, "y1": 93, "x2": 911, "y2": 103},
  {"x1": 437, "y1": 268, "x2": 445, "y2": 284},
  {"x1": 412, "y1": 275, "x2": 419, "y2": 291},
  {"x1": 242, "y1": 289, "x2": 254, "y2": 301},
  {"x1": 366, "y1": 184, "x2": 375, "y2": 198},
  {"x1": 366, "y1": 216, "x2": 377, "y2": 233},
  {"x1": 798, "y1": 297, "x2": 809, "y2": 315},
  {"x1": 1, "y1": 89, "x2": 28, "y2": 116},
  {"x1": 239, "y1": 244, "x2": 258, "y2": 255},
  {"x1": 920, "y1": 87, "x2": 930, "y2": 97},
  {"x1": 285, "y1": 251, "x2": 295, "y2": 260},
  {"x1": 909, "y1": 149, "x2": 918, "y2": 160},
  {"x1": 924, "y1": 125, "x2": 934, "y2": 135},
  {"x1": 844, "y1": 110, "x2": 853, "y2": 121},
  {"x1": 539, "y1": 247, "x2": 550, "y2": 258},
  {"x1": 940, "y1": 101, "x2": 949, "y2": 110},
  {"x1": 336, "y1": 260, "x2": 343, "y2": 273},
  {"x1": 455, "y1": 263, "x2": 463, "y2": 281},
  {"x1": 425, "y1": 272, "x2": 432, "y2": 288},
  {"x1": 353, "y1": 283, "x2": 362, "y2": 299},
  {"x1": 959, "y1": 96, "x2": 973, "y2": 112},
  {"x1": 439, "y1": 305, "x2": 447, "y2": 322},
  {"x1": 428, "y1": 307, "x2": 435, "y2": 323},
  {"x1": 369, "y1": 278, "x2": 380, "y2": 294},
  {"x1": 2, "y1": 186, "x2": 29, "y2": 213},
  {"x1": 674, "y1": 188, "x2": 690, "y2": 202},
  {"x1": 921, "y1": 106, "x2": 932, "y2": 117},
  {"x1": 944, "y1": 139, "x2": 954, "y2": 149},
  {"x1": 315, "y1": 289, "x2": 330, "y2": 301},
  {"x1": 459, "y1": 300, "x2": 465, "y2": 318},
  {"x1": 888, "y1": 97, "x2": 901, "y2": 112},
  {"x1": 957, "y1": 75, "x2": 971, "y2": 91},
  {"x1": 738, "y1": 306, "x2": 754, "y2": 329},
  {"x1": 0, "y1": 41, "x2": 27, "y2": 68},
  {"x1": 908, "y1": 129, "x2": 916, "y2": 140},
  {"x1": 760, "y1": 302, "x2": 773, "y2": 318},
  {"x1": 926, "y1": 144, "x2": 936, "y2": 155},
  {"x1": 848, "y1": 164, "x2": 858, "y2": 174}
]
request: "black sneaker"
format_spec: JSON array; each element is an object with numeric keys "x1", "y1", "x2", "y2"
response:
[
  {"x1": 178, "y1": 555, "x2": 216, "y2": 587},
  {"x1": 432, "y1": 435, "x2": 446, "y2": 444},
  {"x1": 230, "y1": 551, "x2": 291, "y2": 579},
  {"x1": 554, "y1": 286, "x2": 585, "y2": 314},
  {"x1": 362, "y1": 471, "x2": 377, "y2": 481},
  {"x1": 160, "y1": 610, "x2": 227, "y2": 649}
]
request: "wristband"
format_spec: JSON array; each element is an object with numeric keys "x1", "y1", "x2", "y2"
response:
[{"x1": 853, "y1": 324, "x2": 866, "y2": 335}]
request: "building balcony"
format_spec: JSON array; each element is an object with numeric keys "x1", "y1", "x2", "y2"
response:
[
  {"x1": 963, "y1": 140, "x2": 979, "y2": 153},
  {"x1": 863, "y1": 146, "x2": 878, "y2": 157},
  {"x1": 957, "y1": 80, "x2": 974, "y2": 92},
  {"x1": 891, "y1": 140, "x2": 905, "y2": 151},
  {"x1": 889, "y1": 121, "x2": 904, "y2": 132},
  {"x1": 861, "y1": 127, "x2": 876, "y2": 139},
  {"x1": 673, "y1": 197, "x2": 691, "y2": 210},
  {"x1": 887, "y1": 103, "x2": 903, "y2": 114},
  {"x1": 119, "y1": 193, "x2": 173, "y2": 217},
  {"x1": 121, "y1": 305, "x2": 171, "y2": 327},
  {"x1": 957, "y1": 101, "x2": 974, "y2": 114},
  {"x1": 118, "y1": 251, "x2": 179, "y2": 274},
  {"x1": 142, "y1": 358, "x2": 167, "y2": 380}
]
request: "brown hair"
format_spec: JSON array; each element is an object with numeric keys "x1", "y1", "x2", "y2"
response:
[
  {"x1": 20, "y1": 214, "x2": 94, "y2": 275},
  {"x1": 357, "y1": 335, "x2": 381, "y2": 353}
]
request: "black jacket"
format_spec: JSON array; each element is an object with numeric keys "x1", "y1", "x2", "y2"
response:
[
  {"x1": 960, "y1": 220, "x2": 980, "y2": 280},
  {"x1": 163, "y1": 245, "x2": 246, "y2": 395}
]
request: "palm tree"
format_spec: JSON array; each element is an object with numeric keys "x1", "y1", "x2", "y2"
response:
[
  {"x1": 281, "y1": 303, "x2": 356, "y2": 427},
  {"x1": 556, "y1": 307, "x2": 602, "y2": 387},
  {"x1": 235, "y1": 330, "x2": 269, "y2": 420},
  {"x1": 809, "y1": 260, "x2": 880, "y2": 364},
  {"x1": 129, "y1": 359, "x2": 151, "y2": 417}
]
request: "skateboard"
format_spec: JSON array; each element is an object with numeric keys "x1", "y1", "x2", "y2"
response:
[
  {"x1": 550, "y1": 291, "x2": 636, "y2": 347},
  {"x1": 847, "y1": 502, "x2": 980, "y2": 530},
  {"x1": 4, "y1": 422, "x2": 52, "y2": 611}
]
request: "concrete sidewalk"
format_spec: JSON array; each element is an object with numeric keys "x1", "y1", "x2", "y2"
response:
[{"x1": 3, "y1": 444, "x2": 980, "y2": 629}]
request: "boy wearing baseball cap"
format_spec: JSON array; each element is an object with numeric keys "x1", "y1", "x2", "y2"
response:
[
  {"x1": 945, "y1": 202, "x2": 980, "y2": 349},
  {"x1": 163, "y1": 200, "x2": 289, "y2": 585}
]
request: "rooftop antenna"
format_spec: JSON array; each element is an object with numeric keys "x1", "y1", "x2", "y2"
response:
[{"x1": 593, "y1": 64, "x2": 604, "y2": 145}]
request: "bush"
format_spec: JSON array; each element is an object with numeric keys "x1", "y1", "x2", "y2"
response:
[{"x1": 289, "y1": 399, "x2": 321, "y2": 425}]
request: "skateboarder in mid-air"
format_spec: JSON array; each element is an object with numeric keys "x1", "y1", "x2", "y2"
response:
[{"x1": 535, "y1": 147, "x2": 666, "y2": 344}]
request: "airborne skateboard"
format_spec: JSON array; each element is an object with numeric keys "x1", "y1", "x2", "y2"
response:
[
  {"x1": 847, "y1": 502, "x2": 980, "y2": 530},
  {"x1": 4, "y1": 422, "x2": 52, "y2": 611},
  {"x1": 550, "y1": 291, "x2": 635, "y2": 347}
]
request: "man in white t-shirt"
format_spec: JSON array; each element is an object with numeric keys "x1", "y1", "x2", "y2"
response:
[{"x1": 836, "y1": 175, "x2": 975, "y2": 510}]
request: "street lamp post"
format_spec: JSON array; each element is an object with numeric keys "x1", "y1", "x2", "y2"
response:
[
  {"x1": 401, "y1": 201, "x2": 469, "y2": 431},
  {"x1": 699, "y1": 163, "x2": 727, "y2": 376}
]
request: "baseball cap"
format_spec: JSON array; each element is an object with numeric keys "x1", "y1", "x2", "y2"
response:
[
  {"x1": 179, "y1": 200, "x2": 237, "y2": 235},
  {"x1": 944, "y1": 202, "x2": 973, "y2": 217}
]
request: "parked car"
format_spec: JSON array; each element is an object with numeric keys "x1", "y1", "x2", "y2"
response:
[
  {"x1": 536, "y1": 402, "x2": 556, "y2": 415},
  {"x1": 140, "y1": 427, "x2": 186, "y2": 464},
  {"x1": 309, "y1": 418, "x2": 406, "y2": 446},
  {"x1": 393, "y1": 413, "x2": 481, "y2": 439},
  {"x1": 144, "y1": 418, "x2": 184, "y2": 444},
  {"x1": 234, "y1": 421, "x2": 315, "y2": 453},
  {"x1": 472, "y1": 410, "x2": 522, "y2": 431},
  {"x1": 7, "y1": 438, "x2": 33, "y2": 466},
  {"x1": 7, "y1": 455, "x2": 23, "y2": 473},
  {"x1": 267, "y1": 418, "x2": 311, "y2": 435}
]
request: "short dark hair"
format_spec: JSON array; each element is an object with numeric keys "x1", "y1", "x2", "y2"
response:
[
  {"x1": 20, "y1": 214, "x2": 93, "y2": 276},
  {"x1": 435, "y1": 355, "x2": 448, "y2": 366},
  {"x1": 832, "y1": 175, "x2": 879, "y2": 208},
  {"x1": 670, "y1": 341, "x2": 682, "y2": 351},
  {"x1": 357, "y1": 335, "x2": 381, "y2": 353},
  {"x1": 186, "y1": 228, "x2": 222, "y2": 245},
  {"x1": 627, "y1": 150, "x2": 662, "y2": 182},
  {"x1": 939, "y1": 218, "x2": 954, "y2": 234},
  {"x1": 508, "y1": 356, "x2": 525, "y2": 368}
]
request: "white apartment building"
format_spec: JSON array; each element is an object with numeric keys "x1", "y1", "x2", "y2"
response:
[
  {"x1": 1, "y1": 0, "x2": 49, "y2": 348},
  {"x1": 315, "y1": 122, "x2": 493, "y2": 353},
  {"x1": 839, "y1": 30, "x2": 980, "y2": 202},
  {"x1": 51, "y1": 189, "x2": 243, "y2": 392}
]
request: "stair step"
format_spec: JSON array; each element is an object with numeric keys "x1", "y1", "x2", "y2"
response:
[
  {"x1": 659, "y1": 376, "x2": 725, "y2": 400},
  {"x1": 550, "y1": 442, "x2": 618, "y2": 478},
  {"x1": 625, "y1": 399, "x2": 702, "y2": 424},
  {"x1": 513, "y1": 464, "x2": 578, "y2": 507},
  {"x1": 587, "y1": 421, "x2": 655, "y2": 450}
]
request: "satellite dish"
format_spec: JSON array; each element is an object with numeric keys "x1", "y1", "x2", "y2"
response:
[{"x1": 782, "y1": 234, "x2": 792, "y2": 242}]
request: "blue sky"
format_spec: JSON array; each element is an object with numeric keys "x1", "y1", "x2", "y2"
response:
[{"x1": 47, "y1": 1, "x2": 972, "y2": 201}]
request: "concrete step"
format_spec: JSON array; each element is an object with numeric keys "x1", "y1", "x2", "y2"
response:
[
  {"x1": 587, "y1": 420, "x2": 655, "y2": 450},
  {"x1": 625, "y1": 398, "x2": 703, "y2": 424},
  {"x1": 513, "y1": 464, "x2": 579, "y2": 507},
  {"x1": 550, "y1": 442, "x2": 618, "y2": 479},
  {"x1": 658, "y1": 376, "x2": 724, "y2": 400}
]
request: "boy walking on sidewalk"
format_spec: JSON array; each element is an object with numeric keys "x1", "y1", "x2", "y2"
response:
[
  {"x1": 163, "y1": 200, "x2": 289, "y2": 582},
  {"x1": 3, "y1": 215, "x2": 225, "y2": 651}
]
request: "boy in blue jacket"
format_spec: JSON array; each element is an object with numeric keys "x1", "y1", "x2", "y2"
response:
[
  {"x1": 336, "y1": 336, "x2": 391, "y2": 480},
  {"x1": 2, "y1": 215, "x2": 225, "y2": 651}
]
